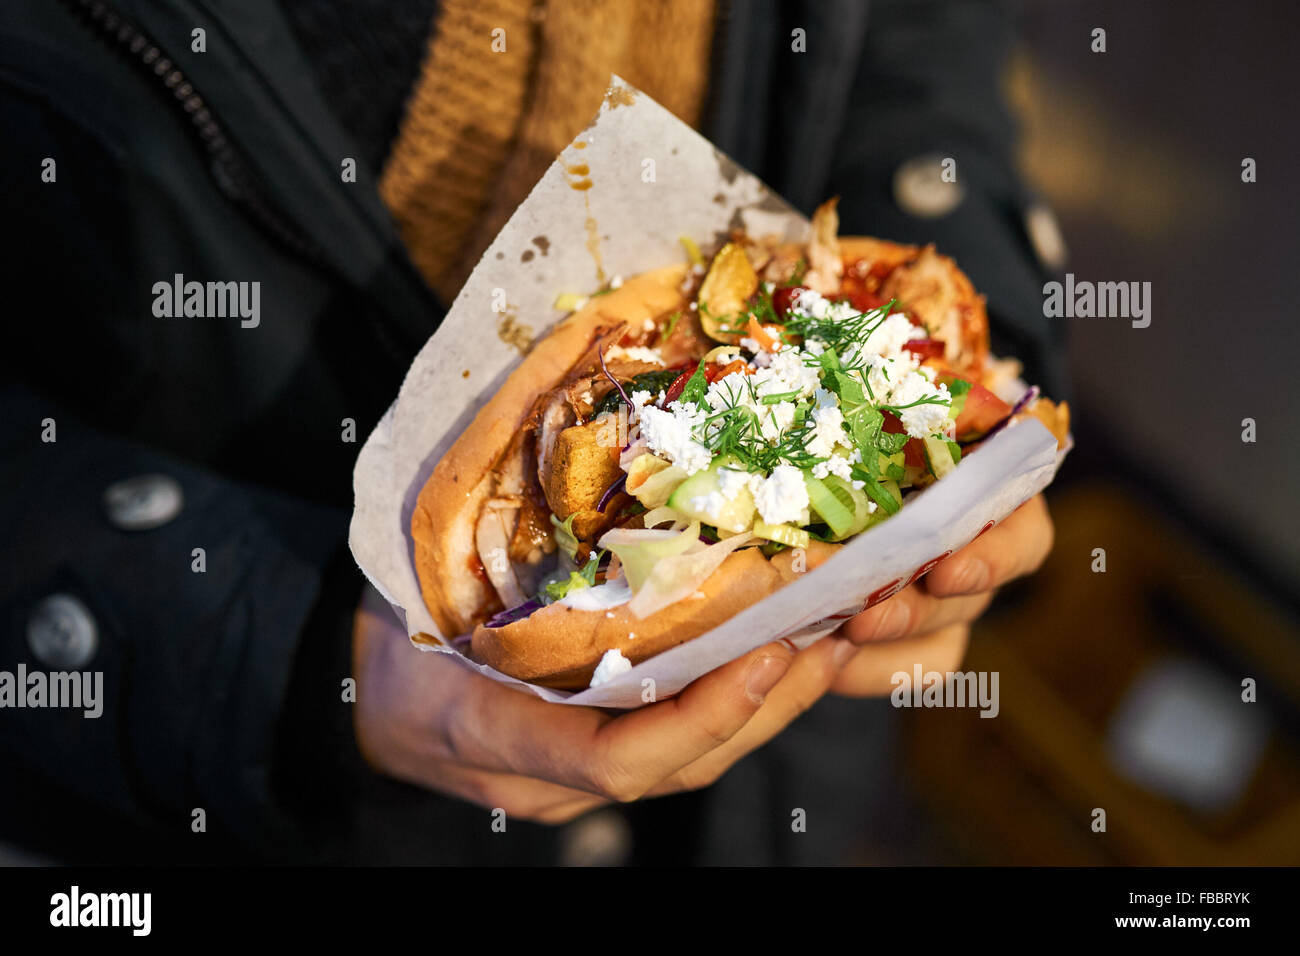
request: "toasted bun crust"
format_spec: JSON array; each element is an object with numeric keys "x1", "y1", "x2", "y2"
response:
[
  {"x1": 412, "y1": 265, "x2": 689, "y2": 638},
  {"x1": 472, "y1": 540, "x2": 841, "y2": 689}
]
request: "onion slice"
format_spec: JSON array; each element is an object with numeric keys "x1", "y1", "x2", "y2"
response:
[
  {"x1": 627, "y1": 532, "x2": 753, "y2": 619},
  {"x1": 596, "y1": 474, "x2": 627, "y2": 512},
  {"x1": 483, "y1": 598, "x2": 544, "y2": 629},
  {"x1": 597, "y1": 345, "x2": 633, "y2": 411}
]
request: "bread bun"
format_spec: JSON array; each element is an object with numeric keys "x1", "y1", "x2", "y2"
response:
[{"x1": 472, "y1": 540, "x2": 841, "y2": 688}]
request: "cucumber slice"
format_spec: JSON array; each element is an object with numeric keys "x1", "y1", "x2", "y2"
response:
[
  {"x1": 922, "y1": 435, "x2": 959, "y2": 479},
  {"x1": 804, "y1": 474, "x2": 855, "y2": 537},
  {"x1": 878, "y1": 450, "x2": 906, "y2": 480},
  {"x1": 948, "y1": 391, "x2": 968, "y2": 421},
  {"x1": 752, "y1": 520, "x2": 810, "y2": 549},
  {"x1": 666, "y1": 457, "x2": 756, "y2": 532},
  {"x1": 880, "y1": 478, "x2": 903, "y2": 508},
  {"x1": 863, "y1": 476, "x2": 903, "y2": 515},
  {"x1": 822, "y1": 475, "x2": 875, "y2": 539}
]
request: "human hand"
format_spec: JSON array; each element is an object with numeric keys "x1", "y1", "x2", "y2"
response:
[
  {"x1": 351, "y1": 496, "x2": 1052, "y2": 818},
  {"x1": 351, "y1": 592, "x2": 861, "y2": 824},
  {"x1": 829, "y1": 494, "x2": 1055, "y2": 697}
]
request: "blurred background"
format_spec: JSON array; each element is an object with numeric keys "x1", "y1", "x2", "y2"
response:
[{"x1": 889, "y1": 0, "x2": 1300, "y2": 865}]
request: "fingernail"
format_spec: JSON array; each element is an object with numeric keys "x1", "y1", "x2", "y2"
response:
[
  {"x1": 950, "y1": 559, "x2": 989, "y2": 594},
  {"x1": 745, "y1": 655, "x2": 790, "y2": 704},
  {"x1": 832, "y1": 639, "x2": 859, "y2": 668}
]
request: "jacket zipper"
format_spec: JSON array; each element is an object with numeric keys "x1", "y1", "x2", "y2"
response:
[{"x1": 57, "y1": 0, "x2": 325, "y2": 264}]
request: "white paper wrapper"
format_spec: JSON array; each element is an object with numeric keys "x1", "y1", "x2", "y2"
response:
[{"x1": 349, "y1": 76, "x2": 1069, "y2": 709}]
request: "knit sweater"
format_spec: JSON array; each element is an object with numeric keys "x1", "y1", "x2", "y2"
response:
[{"x1": 377, "y1": 0, "x2": 718, "y2": 303}]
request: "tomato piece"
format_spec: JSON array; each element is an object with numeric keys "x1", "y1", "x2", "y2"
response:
[
  {"x1": 663, "y1": 360, "x2": 748, "y2": 404},
  {"x1": 663, "y1": 368, "x2": 695, "y2": 405},
  {"x1": 837, "y1": 259, "x2": 894, "y2": 313},
  {"x1": 842, "y1": 289, "x2": 885, "y2": 313},
  {"x1": 953, "y1": 382, "x2": 1012, "y2": 439},
  {"x1": 880, "y1": 411, "x2": 925, "y2": 467},
  {"x1": 902, "y1": 339, "x2": 945, "y2": 361},
  {"x1": 880, "y1": 411, "x2": 924, "y2": 467},
  {"x1": 771, "y1": 285, "x2": 808, "y2": 318}
]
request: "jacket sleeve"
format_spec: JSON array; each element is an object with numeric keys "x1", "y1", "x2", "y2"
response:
[
  {"x1": 823, "y1": 0, "x2": 1069, "y2": 393},
  {"x1": 0, "y1": 382, "x2": 360, "y2": 858}
]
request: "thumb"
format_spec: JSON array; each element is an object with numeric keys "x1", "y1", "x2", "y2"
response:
[{"x1": 598, "y1": 641, "x2": 795, "y2": 789}]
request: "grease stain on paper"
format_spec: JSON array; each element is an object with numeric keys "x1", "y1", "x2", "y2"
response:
[
  {"x1": 495, "y1": 304, "x2": 534, "y2": 354},
  {"x1": 604, "y1": 85, "x2": 636, "y2": 109},
  {"x1": 564, "y1": 161, "x2": 593, "y2": 192},
  {"x1": 564, "y1": 150, "x2": 606, "y2": 282}
]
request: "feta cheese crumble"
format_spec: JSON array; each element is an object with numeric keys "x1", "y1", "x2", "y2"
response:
[
  {"x1": 750, "y1": 464, "x2": 810, "y2": 525},
  {"x1": 589, "y1": 648, "x2": 632, "y2": 688},
  {"x1": 637, "y1": 402, "x2": 714, "y2": 474},
  {"x1": 888, "y1": 372, "x2": 953, "y2": 438},
  {"x1": 806, "y1": 405, "x2": 849, "y2": 458}
]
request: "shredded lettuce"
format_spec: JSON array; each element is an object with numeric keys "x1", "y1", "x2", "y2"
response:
[
  {"x1": 544, "y1": 571, "x2": 589, "y2": 602},
  {"x1": 599, "y1": 522, "x2": 702, "y2": 592},
  {"x1": 543, "y1": 549, "x2": 603, "y2": 602},
  {"x1": 550, "y1": 513, "x2": 581, "y2": 560}
]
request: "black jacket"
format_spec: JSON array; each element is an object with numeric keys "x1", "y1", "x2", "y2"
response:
[{"x1": 0, "y1": 0, "x2": 1059, "y2": 864}]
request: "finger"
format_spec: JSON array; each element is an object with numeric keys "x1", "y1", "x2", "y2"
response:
[
  {"x1": 585, "y1": 640, "x2": 799, "y2": 801},
  {"x1": 398, "y1": 756, "x2": 610, "y2": 824},
  {"x1": 645, "y1": 634, "x2": 855, "y2": 796},
  {"x1": 830, "y1": 624, "x2": 971, "y2": 698},
  {"x1": 925, "y1": 495, "x2": 1054, "y2": 597},
  {"x1": 840, "y1": 585, "x2": 993, "y2": 644},
  {"x1": 432, "y1": 640, "x2": 794, "y2": 802}
]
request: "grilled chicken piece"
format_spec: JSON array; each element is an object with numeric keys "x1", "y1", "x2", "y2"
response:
[
  {"x1": 567, "y1": 322, "x2": 630, "y2": 384},
  {"x1": 564, "y1": 360, "x2": 667, "y2": 420},
  {"x1": 803, "y1": 198, "x2": 844, "y2": 294},
  {"x1": 475, "y1": 501, "x2": 526, "y2": 608},
  {"x1": 536, "y1": 390, "x2": 577, "y2": 494},
  {"x1": 878, "y1": 244, "x2": 989, "y2": 373},
  {"x1": 543, "y1": 419, "x2": 626, "y2": 541},
  {"x1": 655, "y1": 309, "x2": 713, "y2": 368},
  {"x1": 760, "y1": 241, "x2": 806, "y2": 286}
]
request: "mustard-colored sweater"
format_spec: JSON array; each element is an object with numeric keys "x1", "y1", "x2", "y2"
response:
[{"x1": 379, "y1": 0, "x2": 717, "y2": 304}]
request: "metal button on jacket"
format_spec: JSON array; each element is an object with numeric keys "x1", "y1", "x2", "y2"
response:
[
  {"x1": 559, "y1": 809, "x2": 633, "y2": 866},
  {"x1": 1024, "y1": 202, "x2": 1069, "y2": 271},
  {"x1": 893, "y1": 153, "x2": 966, "y2": 219},
  {"x1": 27, "y1": 594, "x2": 99, "y2": 669},
  {"x1": 103, "y1": 474, "x2": 184, "y2": 531}
]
